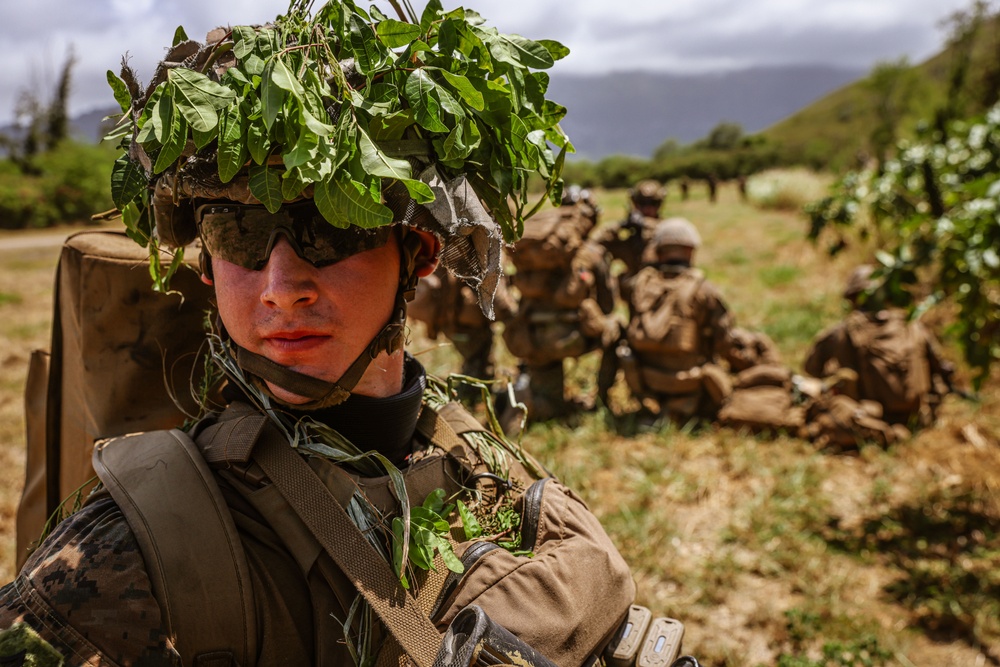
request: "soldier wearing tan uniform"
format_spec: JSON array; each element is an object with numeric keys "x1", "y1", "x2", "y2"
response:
[
  {"x1": 0, "y1": 8, "x2": 637, "y2": 666},
  {"x1": 593, "y1": 179, "x2": 666, "y2": 290},
  {"x1": 617, "y1": 218, "x2": 746, "y2": 422},
  {"x1": 804, "y1": 265, "x2": 955, "y2": 428},
  {"x1": 503, "y1": 187, "x2": 620, "y2": 421}
]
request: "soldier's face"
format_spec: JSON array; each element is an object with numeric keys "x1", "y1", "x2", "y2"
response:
[{"x1": 209, "y1": 234, "x2": 404, "y2": 402}]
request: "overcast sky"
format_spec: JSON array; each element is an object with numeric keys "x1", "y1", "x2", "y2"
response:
[{"x1": 0, "y1": 0, "x2": 979, "y2": 126}]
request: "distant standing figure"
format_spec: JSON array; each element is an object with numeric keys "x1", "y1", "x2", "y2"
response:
[
  {"x1": 804, "y1": 265, "x2": 955, "y2": 428},
  {"x1": 592, "y1": 179, "x2": 666, "y2": 288},
  {"x1": 408, "y1": 260, "x2": 516, "y2": 390},
  {"x1": 706, "y1": 175, "x2": 718, "y2": 203}
]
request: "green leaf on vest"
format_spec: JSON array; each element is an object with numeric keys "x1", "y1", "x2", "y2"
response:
[{"x1": 232, "y1": 26, "x2": 257, "y2": 59}]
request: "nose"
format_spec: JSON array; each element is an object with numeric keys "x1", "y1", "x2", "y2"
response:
[{"x1": 259, "y1": 238, "x2": 319, "y2": 309}]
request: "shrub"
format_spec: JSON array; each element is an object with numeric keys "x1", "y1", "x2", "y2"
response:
[{"x1": 746, "y1": 168, "x2": 833, "y2": 212}]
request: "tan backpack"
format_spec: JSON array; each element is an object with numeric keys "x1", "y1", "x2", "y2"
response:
[
  {"x1": 16, "y1": 230, "x2": 213, "y2": 570},
  {"x1": 626, "y1": 267, "x2": 705, "y2": 365},
  {"x1": 509, "y1": 203, "x2": 597, "y2": 272},
  {"x1": 844, "y1": 310, "x2": 931, "y2": 416}
]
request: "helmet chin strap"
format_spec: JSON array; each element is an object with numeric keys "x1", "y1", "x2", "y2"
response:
[{"x1": 231, "y1": 227, "x2": 423, "y2": 410}]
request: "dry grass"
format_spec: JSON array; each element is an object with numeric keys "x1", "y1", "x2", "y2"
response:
[{"x1": 0, "y1": 190, "x2": 997, "y2": 666}]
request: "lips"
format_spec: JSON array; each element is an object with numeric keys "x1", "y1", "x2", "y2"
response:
[{"x1": 261, "y1": 331, "x2": 332, "y2": 356}]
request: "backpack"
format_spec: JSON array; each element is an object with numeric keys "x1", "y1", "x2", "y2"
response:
[
  {"x1": 844, "y1": 310, "x2": 931, "y2": 416},
  {"x1": 626, "y1": 267, "x2": 706, "y2": 367},
  {"x1": 509, "y1": 203, "x2": 596, "y2": 272},
  {"x1": 16, "y1": 230, "x2": 213, "y2": 570}
]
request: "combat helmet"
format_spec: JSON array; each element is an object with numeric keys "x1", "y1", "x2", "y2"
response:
[
  {"x1": 843, "y1": 265, "x2": 876, "y2": 299},
  {"x1": 652, "y1": 217, "x2": 702, "y2": 250},
  {"x1": 104, "y1": 1, "x2": 572, "y2": 408},
  {"x1": 630, "y1": 179, "x2": 666, "y2": 206}
]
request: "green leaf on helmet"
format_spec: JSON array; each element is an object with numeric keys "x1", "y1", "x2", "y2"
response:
[
  {"x1": 499, "y1": 33, "x2": 554, "y2": 69},
  {"x1": 218, "y1": 104, "x2": 249, "y2": 183},
  {"x1": 350, "y1": 14, "x2": 388, "y2": 74},
  {"x1": 122, "y1": 201, "x2": 152, "y2": 247},
  {"x1": 111, "y1": 156, "x2": 147, "y2": 210},
  {"x1": 153, "y1": 107, "x2": 188, "y2": 174},
  {"x1": 247, "y1": 116, "x2": 271, "y2": 165},
  {"x1": 404, "y1": 70, "x2": 449, "y2": 133},
  {"x1": 261, "y1": 61, "x2": 289, "y2": 130},
  {"x1": 537, "y1": 39, "x2": 570, "y2": 61},
  {"x1": 358, "y1": 127, "x2": 412, "y2": 180},
  {"x1": 331, "y1": 175, "x2": 394, "y2": 229},
  {"x1": 232, "y1": 26, "x2": 258, "y2": 60},
  {"x1": 248, "y1": 164, "x2": 283, "y2": 213},
  {"x1": 437, "y1": 70, "x2": 484, "y2": 111},
  {"x1": 172, "y1": 26, "x2": 189, "y2": 46},
  {"x1": 400, "y1": 179, "x2": 435, "y2": 204},
  {"x1": 281, "y1": 167, "x2": 309, "y2": 201},
  {"x1": 420, "y1": 0, "x2": 443, "y2": 32},
  {"x1": 169, "y1": 68, "x2": 234, "y2": 132},
  {"x1": 107, "y1": 71, "x2": 132, "y2": 114},
  {"x1": 376, "y1": 19, "x2": 422, "y2": 48}
]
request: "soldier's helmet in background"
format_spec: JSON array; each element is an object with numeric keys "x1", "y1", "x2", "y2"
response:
[
  {"x1": 843, "y1": 264, "x2": 876, "y2": 299},
  {"x1": 652, "y1": 217, "x2": 702, "y2": 250},
  {"x1": 630, "y1": 179, "x2": 666, "y2": 206}
]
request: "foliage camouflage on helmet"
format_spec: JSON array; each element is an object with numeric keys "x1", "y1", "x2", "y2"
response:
[{"x1": 104, "y1": 0, "x2": 573, "y2": 290}]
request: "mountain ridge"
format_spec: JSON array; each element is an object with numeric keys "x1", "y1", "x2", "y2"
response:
[{"x1": 7, "y1": 64, "x2": 864, "y2": 162}]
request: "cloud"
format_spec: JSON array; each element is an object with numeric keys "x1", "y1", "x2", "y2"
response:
[{"x1": 0, "y1": 0, "x2": 980, "y2": 125}]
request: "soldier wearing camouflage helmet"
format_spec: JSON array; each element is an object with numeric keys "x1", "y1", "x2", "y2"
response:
[
  {"x1": 592, "y1": 179, "x2": 666, "y2": 286},
  {"x1": 616, "y1": 217, "x2": 751, "y2": 422},
  {"x1": 0, "y1": 4, "x2": 636, "y2": 665}
]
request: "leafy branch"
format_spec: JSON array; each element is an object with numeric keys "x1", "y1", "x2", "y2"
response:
[{"x1": 106, "y1": 0, "x2": 572, "y2": 250}]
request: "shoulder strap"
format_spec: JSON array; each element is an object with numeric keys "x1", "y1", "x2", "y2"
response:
[
  {"x1": 92, "y1": 429, "x2": 257, "y2": 667},
  {"x1": 250, "y1": 425, "x2": 442, "y2": 667}
]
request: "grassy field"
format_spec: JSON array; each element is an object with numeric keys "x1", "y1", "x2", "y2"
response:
[{"x1": 0, "y1": 180, "x2": 997, "y2": 666}]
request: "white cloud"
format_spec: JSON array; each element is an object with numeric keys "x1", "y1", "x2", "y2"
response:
[{"x1": 0, "y1": 0, "x2": 983, "y2": 125}]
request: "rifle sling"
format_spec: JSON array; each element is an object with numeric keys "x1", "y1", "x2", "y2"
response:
[{"x1": 250, "y1": 426, "x2": 442, "y2": 667}]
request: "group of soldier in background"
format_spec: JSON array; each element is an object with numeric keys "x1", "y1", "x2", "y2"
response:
[{"x1": 409, "y1": 180, "x2": 956, "y2": 450}]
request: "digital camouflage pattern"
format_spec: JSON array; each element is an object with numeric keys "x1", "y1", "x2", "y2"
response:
[{"x1": 0, "y1": 496, "x2": 175, "y2": 665}]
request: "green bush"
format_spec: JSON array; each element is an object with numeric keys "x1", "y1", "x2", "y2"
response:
[{"x1": 0, "y1": 140, "x2": 115, "y2": 228}]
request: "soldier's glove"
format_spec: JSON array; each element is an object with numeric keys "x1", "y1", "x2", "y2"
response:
[{"x1": 434, "y1": 605, "x2": 557, "y2": 667}]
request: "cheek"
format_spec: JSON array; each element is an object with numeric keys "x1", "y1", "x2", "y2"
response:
[{"x1": 211, "y1": 260, "x2": 259, "y2": 341}]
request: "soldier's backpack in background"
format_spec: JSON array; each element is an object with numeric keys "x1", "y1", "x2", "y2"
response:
[
  {"x1": 844, "y1": 310, "x2": 931, "y2": 417},
  {"x1": 16, "y1": 230, "x2": 213, "y2": 570},
  {"x1": 508, "y1": 202, "x2": 597, "y2": 272},
  {"x1": 626, "y1": 267, "x2": 706, "y2": 365}
]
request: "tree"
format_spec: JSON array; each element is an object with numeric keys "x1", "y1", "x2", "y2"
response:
[
  {"x1": 0, "y1": 50, "x2": 76, "y2": 173},
  {"x1": 807, "y1": 105, "x2": 1000, "y2": 388},
  {"x1": 863, "y1": 58, "x2": 921, "y2": 169}
]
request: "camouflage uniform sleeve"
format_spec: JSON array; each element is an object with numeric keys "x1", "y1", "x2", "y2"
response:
[{"x1": 0, "y1": 495, "x2": 177, "y2": 666}]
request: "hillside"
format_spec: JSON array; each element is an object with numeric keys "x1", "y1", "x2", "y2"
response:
[
  {"x1": 548, "y1": 66, "x2": 864, "y2": 160},
  {"x1": 764, "y1": 12, "x2": 1000, "y2": 169},
  {"x1": 5, "y1": 64, "x2": 862, "y2": 162}
]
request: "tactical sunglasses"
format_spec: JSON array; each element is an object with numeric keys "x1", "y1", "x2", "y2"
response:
[{"x1": 195, "y1": 200, "x2": 392, "y2": 271}]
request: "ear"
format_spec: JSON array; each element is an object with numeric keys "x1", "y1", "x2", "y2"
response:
[
  {"x1": 410, "y1": 228, "x2": 441, "y2": 278},
  {"x1": 199, "y1": 252, "x2": 215, "y2": 286}
]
